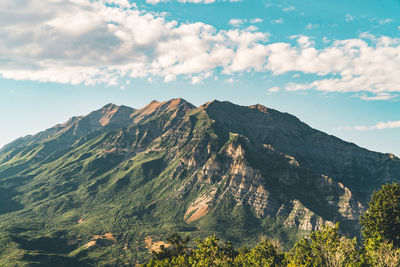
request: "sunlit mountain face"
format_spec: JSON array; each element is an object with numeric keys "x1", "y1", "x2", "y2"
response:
[
  {"x1": 0, "y1": 0, "x2": 399, "y2": 158},
  {"x1": 0, "y1": 99, "x2": 399, "y2": 265}
]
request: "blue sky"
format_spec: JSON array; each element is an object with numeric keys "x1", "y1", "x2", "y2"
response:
[{"x1": 0, "y1": 0, "x2": 399, "y2": 156}]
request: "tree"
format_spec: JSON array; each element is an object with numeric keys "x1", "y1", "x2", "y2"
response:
[
  {"x1": 360, "y1": 183, "x2": 400, "y2": 248},
  {"x1": 364, "y1": 239, "x2": 400, "y2": 267},
  {"x1": 234, "y1": 240, "x2": 282, "y2": 266},
  {"x1": 151, "y1": 233, "x2": 190, "y2": 260},
  {"x1": 189, "y1": 235, "x2": 237, "y2": 265},
  {"x1": 285, "y1": 223, "x2": 362, "y2": 267},
  {"x1": 166, "y1": 233, "x2": 190, "y2": 255},
  {"x1": 285, "y1": 238, "x2": 313, "y2": 266}
]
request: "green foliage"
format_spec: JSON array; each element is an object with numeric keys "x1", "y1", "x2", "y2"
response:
[
  {"x1": 285, "y1": 238, "x2": 313, "y2": 266},
  {"x1": 360, "y1": 183, "x2": 400, "y2": 248},
  {"x1": 152, "y1": 233, "x2": 190, "y2": 260},
  {"x1": 189, "y1": 236, "x2": 236, "y2": 265},
  {"x1": 234, "y1": 240, "x2": 282, "y2": 266},
  {"x1": 364, "y1": 238, "x2": 400, "y2": 267},
  {"x1": 285, "y1": 223, "x2": 363, "y2": 267},
  {"x1": 147, "y1": 234, "x2": 282, "y2": 267}
]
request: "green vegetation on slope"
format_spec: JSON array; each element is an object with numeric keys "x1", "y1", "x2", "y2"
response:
[
  {"x1": 0, "y1": 99, "x2": 399, "y2": 266},
  {"x1": 147, "y1": 183, "x2": 400, "y2": 266}
]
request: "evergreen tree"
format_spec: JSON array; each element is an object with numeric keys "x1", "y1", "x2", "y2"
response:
[{"x1": 360, "y1": 183, "x2": 400, "y2": 248}]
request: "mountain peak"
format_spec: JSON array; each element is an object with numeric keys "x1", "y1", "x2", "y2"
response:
[
  {"x1": 161, "y1": 98, "x2": 195, "y2": 109},
  {"x1": 136, "y1": 98, "x2": 195, "y2": 119},
  {"x1": 201, "y1": 99, "x2": 236, "y2": 109},
  {"x1": 149, "y1": 100, "x2": 160, "y2": 105},
  {"x1": 249, "y1": 104, "x2": 269, "y2": 114},
  {"x1": 102, "y1": 103, "x2": 117, "y2": 108},
  {"x1": 99, "y1": 104, "x2": 121, "y2": 126},
  {"x1": 101, "y1": 102, "x2": 134, "y2": 112}
]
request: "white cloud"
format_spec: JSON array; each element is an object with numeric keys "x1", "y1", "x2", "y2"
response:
[
  {"x1": 250, "y1": 18, "x2": 263, "y2": 24},
  {"x1": 354, "y1": 120, "x2": 400, "y2": 131},
  {"x1": 270, "y1": 35, "x2": 400, "y2": 99},
  {"x1": 267, "y1": 86, "x2": 280, "y2": 93},
  {"x1": 190, "y1": 71, "x2": 213, "y2": 84},
  {"x1": 226, "y1": 77, "x2": 235, "y2": 83},
  {"x1": 345, "y1": 14, "x2": 354, "y2": 22},
  {"x1": 306, "y1": 23, "x2": 319, "y2": 29},
  {"x1": 271, "y1": 18, "x2": 284, "y2": 24},
  {"x1": 378, "y1": 18, "x2": 394, "y2": 25},
  {"x1": 229, "y1": 19, "x2": 245, "y2": 27},
  {"x1": 1, "y1": 0, "x2": 400, "y2": 102},
  {"x1": 360, "y1": 93, "x2": 398, "y2": 101},
  {"x1": 229, "y1": 18, "x2": 263, "y2": 27},
  {"x1": 246, "y1": 25, "x2": 258, "y2": 31},
  {"x1": 282, "y1": 6, "x2": 295, "y2": 12},
  {"x1": 104, "y1": 0, "x2": 135, "y2": 8},
  {"x1": 0, "y1": 0, "x2": 269, "y2": 85},
  {"x1": 146, "y1": 0, "x2": 240, "y2": 4}
]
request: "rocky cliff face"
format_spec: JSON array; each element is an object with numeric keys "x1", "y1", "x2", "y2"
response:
[{"x1": 0, "y1": 98, "x2": 399, "y2": 264}]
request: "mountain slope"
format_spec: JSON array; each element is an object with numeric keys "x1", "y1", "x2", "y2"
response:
[{"x1": 0, "y1": 99, "x2": 399, "y2": 266}]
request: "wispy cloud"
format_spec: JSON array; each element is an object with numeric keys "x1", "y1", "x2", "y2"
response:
[
  {"x1": 282, "y1": 6, "x2": 295, "y2": 12},
  {"x1": 360, "y1": 93, "x2": 399, "y2": 101},
  {"x1": 337, "y1": 120, "x2": 400, "y2": 131},
  {"x1": 378, "y1": 18, "x2": 394, "y2": 25},
  {"x1": 345, "y1": 14, "x2": 354, "y2": 22},
  {"x1": 267, "y1": 86, "x2": 280, "y2": 93},
  {"x1": 306, "y1": 23, "x2": 319, "y2": 29},
  {"x1": 354, "y1": 120, "x2": 400, "y2": 131},
  {"x1": 250, "y1": 18, "x2": 263, "y2": 24},
  {"x1": 271, "y1": 18, "x2": 284, "y2": 24},
  {"x1": 230, "y1": 18, "x2": 263, "y2": 27}
]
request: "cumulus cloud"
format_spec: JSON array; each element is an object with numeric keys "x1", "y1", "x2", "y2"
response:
[
  {"x1": 104, "y1": 0, "x2": 135, "y2": 8},
  {"x1": 276, "y1": 35, "x2": 400, "y2": 98},
  {"x1": 1, "y1": 0, "x2": 400, "y2": 101},
  {"x1": 0, "y1": 0, "x2": 268, "y2": 85}
]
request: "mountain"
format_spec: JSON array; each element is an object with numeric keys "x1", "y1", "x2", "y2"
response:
[{"x1": 0, "y1": 99, "x2": 399, "y2": 266}]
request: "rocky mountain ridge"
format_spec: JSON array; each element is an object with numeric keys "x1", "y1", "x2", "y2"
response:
[{"x1": 0, "y1": 98, "x2": 399, "y2": 265}]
